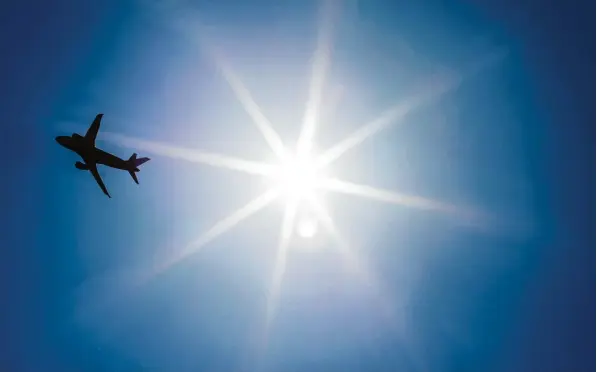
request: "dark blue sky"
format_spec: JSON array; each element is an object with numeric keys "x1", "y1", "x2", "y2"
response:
[{"x1": 1, "y1": 0, "x2": 593, "y2": 371}]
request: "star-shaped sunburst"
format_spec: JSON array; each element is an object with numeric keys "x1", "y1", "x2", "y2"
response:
[{"x1": 100, "y1": 0, "x2": 487, "y2": 353}]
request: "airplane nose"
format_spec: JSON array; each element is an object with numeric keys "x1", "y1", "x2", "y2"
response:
[{"x1": 55, "y1": 136, "x2": 66, "y2": 145}]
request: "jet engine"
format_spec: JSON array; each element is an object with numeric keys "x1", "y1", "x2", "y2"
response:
[{"x1": 75, "y1": 161, "x2": 88, "y2": 170}]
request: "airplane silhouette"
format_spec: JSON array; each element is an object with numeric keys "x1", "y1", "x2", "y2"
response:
[{"x1": 55, "y1": 113, "x2": 150, "y2": 198}]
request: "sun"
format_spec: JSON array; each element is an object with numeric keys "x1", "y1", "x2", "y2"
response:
[{"x1": 270, "y1": 151, "x2": 325, "y2": 203}]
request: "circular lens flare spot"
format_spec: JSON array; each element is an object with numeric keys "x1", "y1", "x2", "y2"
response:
[{"x1": 296, "y1": 217, "x2": 318, "y2": 239}]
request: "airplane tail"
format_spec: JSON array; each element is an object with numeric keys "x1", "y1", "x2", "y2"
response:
[{"x1": 127, "y1": 153, "x2": 151, "y2": 184}]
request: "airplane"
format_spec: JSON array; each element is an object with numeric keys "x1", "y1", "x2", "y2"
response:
[{"x1": 55, "y1": 113, "x2": 150, "y2": 198}]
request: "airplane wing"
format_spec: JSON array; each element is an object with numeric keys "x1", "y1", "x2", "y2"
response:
[
  {"x1": 88, "y1": 163, "x2": 111, "y2": 198},
  {"x1": 85, "y1": 113, "x2": 103, "y2": 145}
]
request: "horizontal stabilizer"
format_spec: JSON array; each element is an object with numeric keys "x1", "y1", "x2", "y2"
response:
[{"x1": 129, "y1": 170, "x2": 139, "y2": 184}]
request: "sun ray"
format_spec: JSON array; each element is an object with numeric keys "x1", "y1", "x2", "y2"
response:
[
  {"x1": 100, "y1": 131, "x2": 276, "y2": 177},
  {"x1": 74, "y1": 190, "x2": 280, "y2": 325},
  {"x1": 321, "y1": 177, "x2": 479, "y2": 220},
  {"x1": 296, "y1": 0, "x2": 339, "y2": 156},
  {"x1": 306, "y1": 196, "x2": 400, "y2": 327},
  {"x1": 316, "y1": 49, "x2": 509, "y2": 169},
  {"x1": 316, "y1": 71, "x2": 461, "y2": 168},
  {"x1": 264, "y1": 199, "x2": 298, "y2": 336},
  {"x1": 213, "y1": 52, "x2": 288, "y2": 159},
  {"x1": 310, "y1": 197, "x2": 426, "y2": 372},
  {"x1": 148, "y1": 189, "x2": 280, "y2": 280},
  {"x1": 159, "y1": 9, "x2": 287, "y2": 159}
]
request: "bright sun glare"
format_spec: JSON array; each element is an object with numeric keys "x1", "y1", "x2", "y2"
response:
[
  {"x1": 94, "y1": 0, "x2": 490, "y2": 360},
  {"x1": 271, "y1": 152, "x2": 323, "y2": 203}
]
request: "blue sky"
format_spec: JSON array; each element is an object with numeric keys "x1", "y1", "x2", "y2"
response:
[{"x1": 2, "y1": 0, "x2": 593, "y2": 371}]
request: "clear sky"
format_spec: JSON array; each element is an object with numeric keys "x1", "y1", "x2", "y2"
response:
[{"x1": 2, "y1": 0, "x2": 593, "y2": 371}]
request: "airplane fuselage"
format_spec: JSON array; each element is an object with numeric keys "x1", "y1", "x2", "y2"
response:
[{"x1": 55, "y1": 135, "x2": 129, "y2": 170}]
